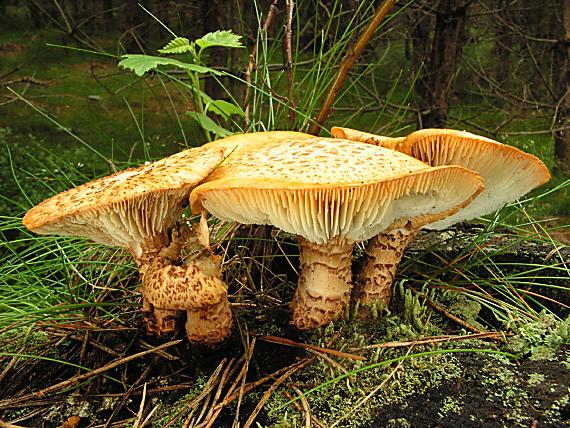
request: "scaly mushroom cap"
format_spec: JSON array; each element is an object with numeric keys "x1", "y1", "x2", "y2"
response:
[
  {"x1": 22, "y1": 146, "x2": 225, "y2": 258},
  {"x1": 393, "y1": 129, "x2": 551, "y2": 229},
  {"x1": 190, "y1": 137, "x2": 484, "y2": 243}
]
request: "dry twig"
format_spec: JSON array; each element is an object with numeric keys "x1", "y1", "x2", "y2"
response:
[
  {"x1": 350, "y1": 332, "x2": 506, "y2": 351},
  {"x1": 258, "y1": 335, "x2": 367, "y2": 361},
  {"x1": 243, "y1": 358, "x2": 314, "y2": 428},
  {"x1": 244, "y1": 0, "x2": 280, "y2": 123},
  {"x1": 0, "y1": 340, "x2": 182, "y2": 409},
  {"x1": 409, "y1": 288, "x2": 485, "y2": 333},
  {"x1": 308, "y1": 0, "x2": 397, "y2": 134},
  {"x1": 285, "y1": 0, "x2": 296, "y2": 125}
]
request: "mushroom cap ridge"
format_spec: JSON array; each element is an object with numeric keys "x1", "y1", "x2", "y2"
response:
[
  {"x1": 23, "y1": 146, "x2": 225, "y2": 251},
  {"x1": 395, "y1": 129, "x2": 551, "y2": 229},
  {"x1": 190, "y1": 137, "x2": 484, "y2": 244}
]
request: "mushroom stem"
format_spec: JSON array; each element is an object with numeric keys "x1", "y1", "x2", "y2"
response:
[
  {"x1": 142, "y1": 257, "x2": 232, "y2": 343},
  {"x1": 134, "y1": 232, "x2": 182, "y2": 335},
  {"x1": 186, "y1": 298, "x2": 233, "y2": 346},
  {"x1": 352, "y1": 225, "x2": 419, "y2": 317},
  {"x1": 291, "y1": 236, "x2": 354, "y2": 330},
  {"x1": 142, "y1": 300, "x2": 181, "y2": 335},
  {"x1": 140, "y1": 226, "x2": 233, "y2": 344}
]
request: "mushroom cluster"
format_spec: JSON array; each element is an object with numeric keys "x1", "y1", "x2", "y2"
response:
[
  {"x1": 331, "y1": 126, "x2": 551, "y2": 316},
  {"x1": 22, "y1": 128, "x2": 550, "y2": 343},
  {"x1": 23, "y1": 144, "x2": 233, "y2": 345}
]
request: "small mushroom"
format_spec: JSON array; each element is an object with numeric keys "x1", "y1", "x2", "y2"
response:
[
  {"x1": 332, "y1": 127, "x2": 551, "y2": 315},
  {"x1": 22, "y1": 146, "x2": 233, "y2": 343},
  {"x1": 190, "y1": 135, "x2": 483, "y2": 329}
]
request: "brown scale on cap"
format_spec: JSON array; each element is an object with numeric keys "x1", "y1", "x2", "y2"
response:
[
  {"x1": 191, "y1": 136, "x2": 483, "y2": 330},
  {"x1": 141, "y1": 224, "x2": 232, "y2": 344},
  {"x1": 22, "y1": 145, "x2": 233, "y2": 343},
  {"x1": 332, "y1": 126, "x2": 551, "y2": 317}
]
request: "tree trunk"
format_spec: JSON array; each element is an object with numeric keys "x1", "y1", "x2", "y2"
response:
[
  {"x1": 26, "y1": 0, "x2": 43, "y2": 28},
  {"x1": 554, "y1": 0, "x2": 570, "y2": 177},
  {"x1": 492, "y1": 0, "x2": 514, "y2": 84},
  {"x1": 410, "y1": 0, "x2": 470, "y2": 129}
]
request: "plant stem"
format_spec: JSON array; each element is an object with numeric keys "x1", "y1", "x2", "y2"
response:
[{"x1": 308, "y1": 0, "x2": 397, "y2": 135}]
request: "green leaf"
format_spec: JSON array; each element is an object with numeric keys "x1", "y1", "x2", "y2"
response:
[
  {"x1": 207, "y1": 100, "x2": 244, "y2": 118},
  {"x1": 158, "y1": 37, "x2": 193, "y2": 54},
  {"x1": 118, "y1": 55, "x2": 220, "y2": 76},
  {"x1": 186, "y1": 111, "x2": 232, "y2": 138},
  {"x1": 195, "y1": 30, "x2": 244, "y2": 50}
]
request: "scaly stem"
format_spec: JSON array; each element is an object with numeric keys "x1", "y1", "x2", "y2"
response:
[
  {"x1": 352, "y1": 226, "x2": 419, "y2": 318},
  {"x1": 291, "y1": 236, "x2": 354, "y2": 330}
]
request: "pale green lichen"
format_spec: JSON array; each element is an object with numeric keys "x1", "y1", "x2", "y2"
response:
[
  {"x1": 527, "y1": 373, "x2": 546, "y2": 386},
  {"x1": 506, "y1": 313, "x2": 570, "y2": 360},
  {"x1": 438, "y1": 395, "x2": 464, "y2": 419}
]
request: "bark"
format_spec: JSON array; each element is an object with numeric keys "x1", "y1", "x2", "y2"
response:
[
  {"x1": 410, "y1": 0, "x2": 471, "y2": 128},
  {"x1": 26, "y1": 0, "x2": 43, "y2": 28},
  {"x1": 491, "y1": 0, "x2": 514, "y2": 84}
]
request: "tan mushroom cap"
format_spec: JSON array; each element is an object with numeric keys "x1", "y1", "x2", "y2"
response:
[
  {"x1": 200, "y1": 130, "x2": 314, "y2": 155},
  {"x1": 23, "y1": 146, "x2": 225, "y2": 257},
  {"x1": 190, "y1": 137, "x2": 484, "y2": 244},
  {"x1": 393, "y1": 129, "x2": 551, "y2": 229}
]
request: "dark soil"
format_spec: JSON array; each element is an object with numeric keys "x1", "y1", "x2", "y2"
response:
[{"x1": 368, "y1": 349, "x2": 570, "y2": 428}]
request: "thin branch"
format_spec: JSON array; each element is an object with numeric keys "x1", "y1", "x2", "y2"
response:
[
  {"x1": 258, "y1": 335, "x2": 366, "y2": 361},
  {"x1": 410, "y1": 288, "x2": 485, "y2": 333},
  {"x1": 0, "y1": 340, "x2": 182, "y2": 409},
  {"x1": 285, "y1": 0, "x2": 296, "y2": 125},
  {"x1": 244, "y1": 0, "x2": 280, "y2": 123},
  {"x1": 350, "y1": 332, "x2": 506, "y2": 351},
  {"x1": 242, "y1": 358, "x2": 313, "y2": 428},
  {"x1": 309, "y1": 0, "x2": 397, "y2": 134}
]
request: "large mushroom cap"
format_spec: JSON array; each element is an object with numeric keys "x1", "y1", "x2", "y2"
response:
[
  {"x1": 393, "y1": 129, "x2": 551, "y2": 229},
  {"x1": 190, "y1": 137, "x2": 484, "y2": 243},
  {"x1": 23, "y1": 146, "x2": 225, "y2": 257}
]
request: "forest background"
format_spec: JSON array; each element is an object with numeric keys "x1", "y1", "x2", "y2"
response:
[{"x1": 0, "y1": 1, "x2": 569, "y2": 427}]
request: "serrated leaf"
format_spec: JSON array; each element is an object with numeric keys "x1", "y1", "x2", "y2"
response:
[
  {"x1": 195, "y1": 30, "x2": 244, "y2": 50},
  {"x1": 186, "y1": 111, "x2": 232, "y2": 137},
  {"x1": 118, "y1": 55, "x2": 221, "y2": 76},
  {"x1": 158, "y1": 37, "x2": 193, "y2": 54},
  {"x1": 207, "y1": 100, "x2": 244, "y2": 118}
]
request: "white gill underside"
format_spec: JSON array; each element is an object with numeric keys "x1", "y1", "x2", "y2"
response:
[
  {"x1": 202, "y1": 178, "x2": 472, "y2": 244},
  {"x1": 413, "y1": 140, "x2": 545, "y2": 229},
  {"x1": 39, "y1": 190, "x2": 187, "y2": 257}
]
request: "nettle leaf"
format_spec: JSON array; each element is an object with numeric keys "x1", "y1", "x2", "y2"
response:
[
  {"x1": 158, "y1": 37, "x2": 193, "y2": 54},
  {"x1": 207, "y1": 100, "x2": 244, "y2": 118},
  {"x1": 119, "y1": 55, "x2": 220, "y2": 76},
  {"x1": 186, "y1": 111, "x2": 232, "y2": 137},
  {"x1": 195, "y1": 30, "x2": 244, "y2": 50}
]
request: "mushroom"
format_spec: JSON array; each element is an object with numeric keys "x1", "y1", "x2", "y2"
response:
[
  {"x1": 331, "y1": 127, "x2": 551, "y2": 315},
  {"x1": 190, "y1": 135, "x2": 484, "y2": 330},
  {"x1": 22, "y1": 145, "x2": 233, "y2": 344}
]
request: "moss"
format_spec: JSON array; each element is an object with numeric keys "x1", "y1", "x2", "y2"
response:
[
  {"x1": 260, "y1": 312, "x2": 467, "y2": 427},
  {"x1": 506, "y1": 313, "x2": 570, "y2": 360},
  {"x1": 527, "y1": 373, "x2": 546, "y2": 386},
  {"x1": 438, "y1": 396, "x2": 464, "y2": 419}
]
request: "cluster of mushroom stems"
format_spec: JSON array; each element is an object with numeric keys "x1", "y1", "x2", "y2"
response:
[{"x1": 23, "y1": 128, "x2": 550, "y2": 345}]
